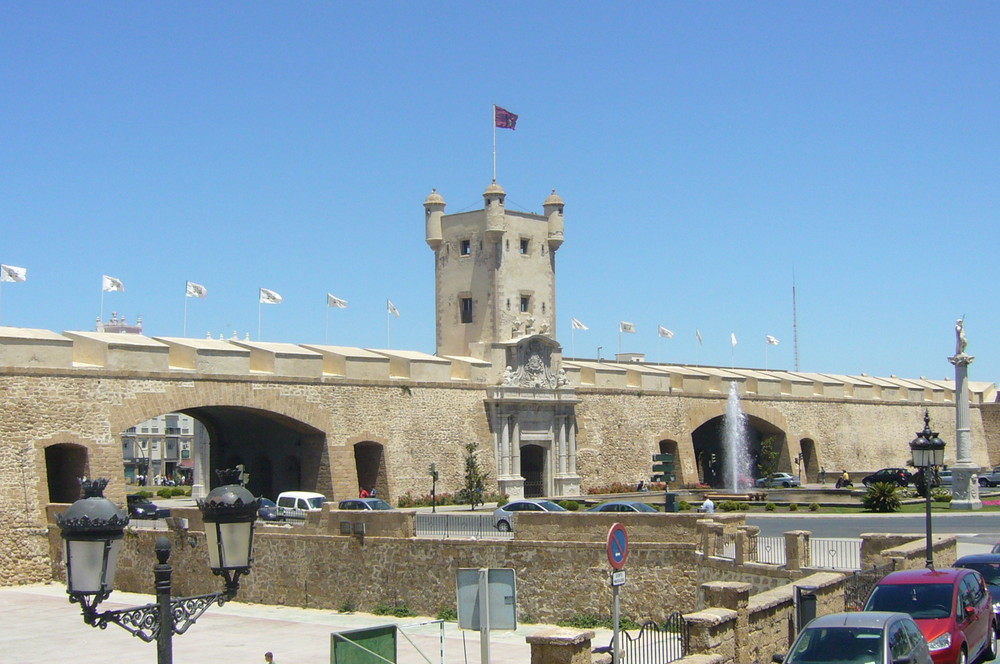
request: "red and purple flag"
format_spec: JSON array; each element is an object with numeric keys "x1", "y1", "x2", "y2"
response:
[{"x1": 494, "y1": 106, "x2": 518, "y2": 130}]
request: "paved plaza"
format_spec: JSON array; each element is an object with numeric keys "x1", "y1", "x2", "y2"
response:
[{"x1": 1, "y1": 581, "x2": 608, "y2": 664}]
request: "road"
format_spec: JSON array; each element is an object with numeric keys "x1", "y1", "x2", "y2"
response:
[{"x1": 748, "y1": 512, "x2": 1000, "y2": 548}]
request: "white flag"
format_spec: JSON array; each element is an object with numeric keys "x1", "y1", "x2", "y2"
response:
[
  {"x1": 658, "y1": 325, "x2": 674, "y2": 338},
  {"x1": 696, "y1": 329, "x2": 703, "y2": 345},
  {"x1": 259, "y1": 287, "x2": 282, "y2": 304},
  {"x1": 0, "y1": 264, "x2": 26, "y2": 283},
  {"x1": 102, "y1": 275, "x2": 125, "y2": 292},
  {"x1": 571, "y1": 318, "x2": 589, "y2": 331},
  {"x1": 327, "y1": 293, "x2": 348, "y2": 308},
  {"x1": 387, "y1": 300, "x2": 400, "y2": 318},
  {"x1": 185, "y1": 281, "x2": 207, "y2": 298},
  {"x1": 766, "y1": 335, "x2": 780, "y2": 346},
  {"x1": 731, "y1": 333, "x2": 738, "y2": 347},
  {"x1": 619, "y1": 321, "x2": 636, "y2": 334}
]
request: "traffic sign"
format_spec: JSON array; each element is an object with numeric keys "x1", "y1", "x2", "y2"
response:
[
  {"x1": 652, "y1": 452, "x2": 675, "y2": 483},
  {"x1": 611, "y1": 570, "x2": 626, "y2": 587},
  {"x1": 606, "y1": 523, "x2": 629, "y2": 570}
]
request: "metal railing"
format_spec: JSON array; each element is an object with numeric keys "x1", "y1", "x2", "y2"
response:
[
  {"x1": 810, "y1": 538, "x2": 862, "y2": 570},
  {"x1": 615, "y1": 614, "x2": 689, "y2": 664},
  {"x1": 752, "y1": 536, "x2": 786, "y2": 565},
  {"x1": 719, "y1": 533, "x2": 737, "y2": 559},
  {"x1": 845, "y1": 561, "x2": 895, "y2": 611},
  {"x1": 415, "y1": 513, "x2": 512, "y2": 539}
]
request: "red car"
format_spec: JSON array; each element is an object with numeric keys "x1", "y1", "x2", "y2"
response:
[{"x1": 864, "y1": 568, "x2": 996, "y2": 664}]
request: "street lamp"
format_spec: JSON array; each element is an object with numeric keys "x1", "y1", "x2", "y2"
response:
[
  {"x1": 56, "y1": 470, "x2": 258, "y2": 664},
  {"x1": 429, "y1": 463, "x2": 439, "y2": 513},
  {"x1": 908, "y1": 410, "x2": 946, "y2": 568}
]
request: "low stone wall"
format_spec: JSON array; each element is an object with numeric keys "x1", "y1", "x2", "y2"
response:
[
  {"x1": 861, "y1": 532, "x2": 956, "y2": 569},
  {"x1": 512, "y1": 511, "x2": 745, "y2": 543},
  {"x1": 47, "y1": 519, "x2": 704, "y2": 624}
]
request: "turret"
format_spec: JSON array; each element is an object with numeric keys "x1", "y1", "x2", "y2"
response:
[
  {"x1": 484, "y1": 180, "x2": 506, "y2": 242},
  {"x1": 423, "y1": 189, "x2": 446, "y2": 250},
  {"x1": 544, "y1": 189, "x2": 565, "y2": 251}
]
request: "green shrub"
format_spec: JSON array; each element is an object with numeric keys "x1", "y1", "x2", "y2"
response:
[
  {"x1": 372, "y1": 602, "x2": 417, "y2": 617},
  {"x1": 134, "y1": 490, "x2": 153, "y2": 498},
  {"x1": 932, "y1": 490, "x2": 953, "y2": 503},
  {"x1": 338, "y1": 600, "x2": 356, "y2": 613},
  {"x1": 558, "y1": 500, "x2": 580, "y2": 511},
  {"x1": 788, "y1": 503, "x2": 799, "y2": 511},
  {"x1": 808, "y1": 503, "x2": 819, "y2": 512},
  {"x1": 436, "y1": 606, "x2": 457, "y2": 621},
  {"x1": 863, "y1": 482, "x2": 902, "y2": 513},
  {"x1": 496, "y1": 494, "x2": 509, "y2": 508},
  {"x1": 678, "y1": 500, "x2": 692, "y2": 511},
  {"x1": 718, "y1": 500, "x2": 749, "y2": 512},
  {"x1": 156, "y1": 488, "x2": 173, "y2": 499},
  {"x1": 765, "y1": 502, "x2": 776, "y2": 511}
]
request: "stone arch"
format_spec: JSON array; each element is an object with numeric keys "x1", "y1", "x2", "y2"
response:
[
  {"x1": 656, "y1": 437, "x2": 685, "y2": 486},
  {"x1": 353, "y1": 441, "x2": 389, "y2": 498},
  {"x1": 44, "y1": 442, "x2": 88, "y2": 503},
  {"x1": 798, "y1": 437, "x2": 819, "y2": 483},
  {"x1": 688, "y1": 401, "x2": 788, "y2": 489}
]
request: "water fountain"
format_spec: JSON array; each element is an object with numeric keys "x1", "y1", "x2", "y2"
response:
[{"x1": 722, "y1": 381, "x2": 753, "y2": 492}]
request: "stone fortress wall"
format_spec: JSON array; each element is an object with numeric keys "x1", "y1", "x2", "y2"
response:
[{"x1": 1, "y1": 324, "x2": 998, "y2": 586}]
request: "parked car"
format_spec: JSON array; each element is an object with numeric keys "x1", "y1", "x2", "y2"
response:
[
  {"x1": 338, "y1": 498, "x2": 393, "y2": 510},
  {"x1": 257, "y1": 497, "x2": 280, "y2": 521},
  {"x1": 773, "y1": 611, "x2": 932, "y2": 664},
  {"x1": 978, "y1": 466, "x2": 1000, "y2": 487},
  {"x1": 863, "y1": 567, "x2": 996, "y2": 664},
  {"x1": 126, "y1": 494, "x2": 166, "y2": 519},
  {"x1": 953, "y1": 554, "x2": 1000, "y2": 630},
  {"x1": 936, "y1": 470, "x2": 953, "y2": 488},
  {"x1": 586, "y1": 501, "x2": 658, "y2": 513},
  {"x1": 275, "y1": 491, "x2": 328, "y2": 520},
  {"x1": 755, "y1": 473, "x2": 801, "y2": 488},
  {"x1": 494, "y1": 499, "x2": 567, "y2": 532},
  {"x1": 862, "y1": 468, "x2": 913, "y2": 487}
]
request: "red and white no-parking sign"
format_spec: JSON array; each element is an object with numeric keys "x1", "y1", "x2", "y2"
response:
[{"x1": 606, "y1": 523, "x2": 629, "y2": 570}]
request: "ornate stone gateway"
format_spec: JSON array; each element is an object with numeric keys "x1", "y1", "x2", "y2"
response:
[{"x1": 487, "y1": 335, "x2": 580, "y2": 499}]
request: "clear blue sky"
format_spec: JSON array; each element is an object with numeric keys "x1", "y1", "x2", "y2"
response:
[{"x1": 2, "y1": 3, "x2": 998, "y2": 383}]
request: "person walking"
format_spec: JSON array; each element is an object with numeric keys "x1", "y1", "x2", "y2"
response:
[{"x1": 264, "y1": 652, "x2": 276, "y2": 663}]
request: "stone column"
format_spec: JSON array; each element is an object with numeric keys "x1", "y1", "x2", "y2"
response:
[
  {"x1": 525, "y1": 628, "x2": 594, "y2": 664},
  {"x1": 700, "y1": 582, "x2": 751, "y2": 662},
  {"x1": 784, "y1": 530, "x2": 811, "y2": 571},
  {"x1": 735, "y1": 525, "x2": 760, "y2": 565},
  {"x1": 949, "y1": 352, "x2": 981, "y2": 510}
]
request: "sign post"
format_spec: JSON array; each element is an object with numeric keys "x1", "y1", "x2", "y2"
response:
[
  {"x1": 607, "y1": 523, "x2": 629, "y2": 664},
  {"x1": 652, "y1": 453, "x2": 677, "y2": 512}
]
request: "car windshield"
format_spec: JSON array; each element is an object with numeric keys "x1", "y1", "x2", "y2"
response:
[
  {"x1": 786, "y1": 627, "x2": 882, "y2": 664},
  {"x1": 305, "y1": 497, "x2": 327, "y2": 509},
  {"x1": 368, "y1": 499, "x2": 393, "y2": 510},
  {"x1": 535, "y1": 500, "x2": 567, "y2": 511},
  {"x1": 631, "y1": 503, "x2": 658, "y2": 512},
  {"x1": 865, "y1": 583, "x2": 953, "y2": 619},
  {"x1": 957, "y1": 562, "x2": 1000, "y2": 586}
]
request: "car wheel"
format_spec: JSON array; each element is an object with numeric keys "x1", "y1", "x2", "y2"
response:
[
  {"x1": 782, "y1": 481, "x2": 791, "y2": 488},
  {"x1": 497, "y1": 520, "x2": 512, "y2": 532},
  {"x1": 980, "y1": 478, "x2": 990, "y2": 487},
  {"x1": 957, "y1": 645, "x2": 967, "y2": 664},
  {"x1": 985, "y1": 622, "x2": 997, "y2": 660}
]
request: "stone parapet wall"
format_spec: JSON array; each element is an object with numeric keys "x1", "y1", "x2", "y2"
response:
[
  {"x1": 47, "y1": 524, "x2": 703, "y2": 624},
  {"x1": 512, "y1": 512, "x2": 744, "y2": 543}
]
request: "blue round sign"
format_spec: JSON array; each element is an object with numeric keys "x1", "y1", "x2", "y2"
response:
[{"x1": 607, "y1": 523, "x2": 629, "y2": 570}]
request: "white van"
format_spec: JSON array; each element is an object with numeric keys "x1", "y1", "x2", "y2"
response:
[{"x1": 275, "y1": 491, "x2": 328, "y2": 520}]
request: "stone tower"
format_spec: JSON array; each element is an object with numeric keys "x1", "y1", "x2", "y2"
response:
[
  {"x1": 426, "y1": 183, "x2": 579, "y2": 499},
  {"x1": 424, "y1": 182, "x2": 565, "y2": 363}
]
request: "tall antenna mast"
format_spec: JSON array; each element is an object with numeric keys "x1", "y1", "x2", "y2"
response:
[{"x1": 792, "y1": 268, "x2": 800, "y2": 372}]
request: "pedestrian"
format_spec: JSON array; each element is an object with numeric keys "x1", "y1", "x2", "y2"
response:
[
  {"x1": 698, "y1": 496, "x2": 715, "y2": 514},
  {"x1": 360, "y1": 488, "x2": 369, "y2": 498},
  {"x1": 264, "y1": 652, "x2": 276, "y2": 663},
  {"x1": 369, "y1": 486, "x2": 377, "y2": 497},
  {"x1": 819, "y1": 467, "x2": 826, "y2": 485}
]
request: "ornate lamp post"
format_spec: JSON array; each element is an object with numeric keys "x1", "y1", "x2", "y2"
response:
[
  {"x1": 56, "y1": 471, "x2": 258, "y2": 664},
  {"x1": 909, "y1": 411, "x2": 946, "y2": 568}
]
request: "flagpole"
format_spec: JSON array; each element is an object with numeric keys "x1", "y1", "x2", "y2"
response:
[
  {"x1": 618, "y1": 330, "x2": 622, "y2": 357},
  {"x1": 183, "y1": 285, "x2": 189, "y2": 338},
  {"x1": 258, "y1": 300, "x2": 262, "y2": 341},
  {"x1": 325, "y1": 305, "x2": 330, "y2": 345},
  {"x1": 100, "y1": 289, "x2": 105, "y2": 330},
  {"x1": 765, "y1": 342, "x2": 769, "y2": 370},
  {"x1": 571, "y1": 328, "x2": 576, "y2": 359},
  {"x1": 492, "y1": 104, "x2": 497, "y2": 182},
  {"x1": 386, "y1": 304, "x2": 391, "y2": 349}
]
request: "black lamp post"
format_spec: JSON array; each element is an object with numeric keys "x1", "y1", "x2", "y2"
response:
[
  {"x1": 908, "y1": 410, "x2": 946, "y2": 568},
  {"x1": 429, "y1": 462, "x2": 439, "y2": 513},
  {"x1": 56, "y1": 471, "x2": 258, "y2": 664}
]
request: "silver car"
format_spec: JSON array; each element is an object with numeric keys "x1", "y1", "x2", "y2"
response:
[
  {"x1": 586, "y1": 501, "x2": 658, "y2": 513},
  {"x1": 774, "y1": 611, "x2": 932, "y2": 664},
  {"x1": 494, "y1": 499, "x2": 566, "y2": 532}
]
